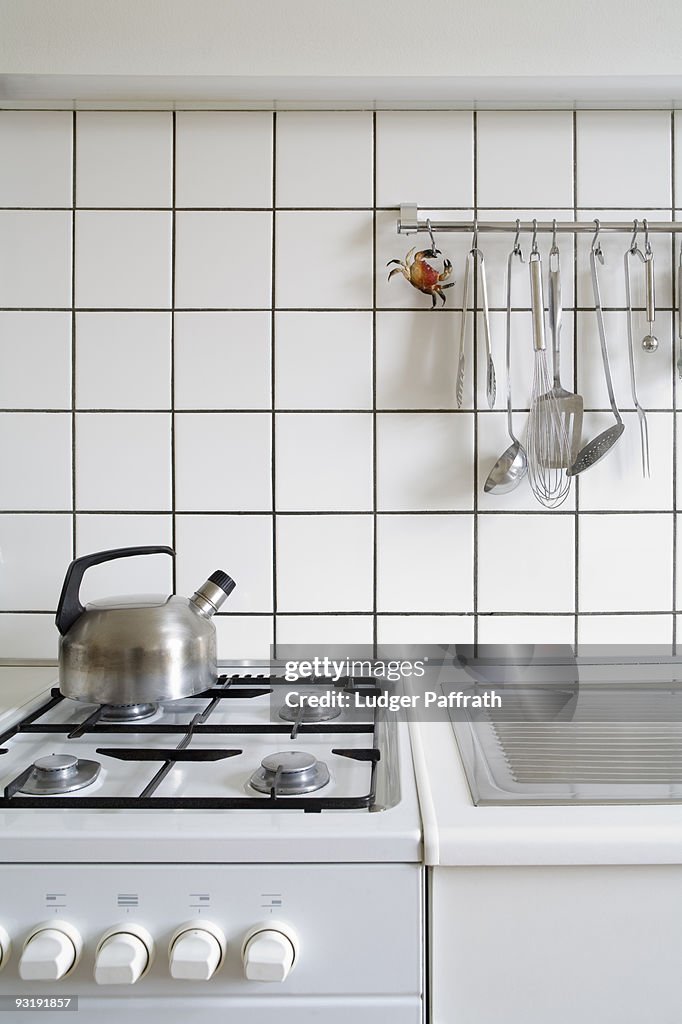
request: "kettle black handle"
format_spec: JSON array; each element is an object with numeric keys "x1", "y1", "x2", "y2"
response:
[{"x1": 55, "y1": 546, "x2": 175, "y2": 636}]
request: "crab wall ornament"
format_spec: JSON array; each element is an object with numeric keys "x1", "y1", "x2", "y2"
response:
[{"x1": 387, "y1": 247, "x2": 454, "y2": 307}]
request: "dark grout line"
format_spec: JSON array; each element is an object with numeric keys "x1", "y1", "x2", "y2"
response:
[
  {"x1": 170, "y1": 111, "x2": 178, "y2": 592},
  {"x1": 372, "y1": 110, "x2": 379, "y2": 655},
  {"x1": 573, "y1": 108, "x2": 580, "y2": 649},
  {"x1": 271, "y1": 112, "x2": 278, "y2": 655},
  {"x1": 472, "y1": 110, "x2": 479, "y2": 648},
  {"x1": 672, "y1": 109, "x2": 678, "y2": 652},
  {"x1": 70, "y1": 110, "x2": 77, "y2": 559}
]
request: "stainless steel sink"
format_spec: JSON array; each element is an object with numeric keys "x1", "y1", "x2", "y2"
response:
[{"x1": 449, "y1": 657, "x2": 682, "y2": 805}]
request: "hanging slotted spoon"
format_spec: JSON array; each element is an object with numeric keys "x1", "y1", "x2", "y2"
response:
[{"x1": 568, "y1": 226, "x2": 624, "y2": 476}]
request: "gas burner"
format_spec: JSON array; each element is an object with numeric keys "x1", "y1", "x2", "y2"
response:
[
  {"x1": 249, "y1": 750, "x2": 330, "y2": 796},
  {"x1": 19, "y1": 754, "x2": 101, "y2": 796},
  {"x1": 278, "y1": 697, "x2": 341, "y2": 724},
  {"x1": 99, "y1": 702, "x2": 159, "y2": 723}
]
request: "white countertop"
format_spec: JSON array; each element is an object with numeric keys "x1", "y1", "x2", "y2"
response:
[
  {"x1": 0, "y1": 664, "x2": 55, "y2": 721},
  {"x1": 409, "y1": 717, "x2": 682, "y2": 867}
]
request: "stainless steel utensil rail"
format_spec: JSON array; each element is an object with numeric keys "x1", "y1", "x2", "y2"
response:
[{"x1": 398, "y1": 205, "x2": 682, "y2": 235}]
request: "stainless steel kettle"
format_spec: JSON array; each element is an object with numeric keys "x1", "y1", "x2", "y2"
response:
[{"x1": 56, "y1": 546, "x2": 236, "y2": 706}]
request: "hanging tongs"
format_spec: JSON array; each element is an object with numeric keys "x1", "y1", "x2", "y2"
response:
[{"x1": 456, "y1": 223, "x2": 496, "y2": 409}]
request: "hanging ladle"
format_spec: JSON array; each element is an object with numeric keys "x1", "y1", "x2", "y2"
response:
[{"x1": 484, "y1": 222, "x2": 528, "y2": 494}]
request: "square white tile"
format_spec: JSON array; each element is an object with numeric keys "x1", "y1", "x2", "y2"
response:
[
  {"x1": 477, "y1": 615, "x2": 575, "y2": 645},
  {"x1": 176, "y1": 112, "x2": 273, "y2": 209},
  {"x1": 275, "y1": 312, "x2": 372, "y2": 410},
  {"x1": 0, "y1": 514, "x2": 72, "y2": 610},
  {"x1": 477, "y1": 413, "x2": 576, "y2": 512},
  {"x1": 376, "y1": 111, "x2": 473, "y2": 208},
  {"x1": 75, "y1": 211, "x2": 171, "y2": 308},
  {"x1": 580, "y1": 513, "x2": 672, "y2": 612},
  {"x1": 377, "y1": 412, "x2": 473, "y2": 510},
  {"x1": 477, "y1": 514, "x2": 575, "y2": 613},
  {"x1": 75, "y1": 413, "x2": 171, "y2": 511},
  {"x1": 215, "y1": 615, "x2": 274, "y2": 660},
  {"x1": 473, "y1": 210, "x2": 576, "y2": 310},
  {"x1": 575, "y1": 211, "x2": 672, "y2": 308},
  {"x1": 276, "y1": 211, "x2": 373, "y2": 309},
  {"x1": 377, "y1": 514, "x2": 474, "y2": 612},
  {"x1": 579, "y1": 411, "x2": 671, "y2": 511},
  {"x1": 578, "y1": 614, "x2": 673, "y2": 647},
  {"x1": 0, "y1": 111, "x2": 72, "y2": 208},
  {"x1": 0, "y1": 414, "x2": 71, "y2": 510},
  {"x1": 0, "y1": 312, "x2": 71, "y2": 409},
  {"x1": 577, "y1": 111, "x2": 672, "y2": 208},
  {"x1": 174, "y1": 312, "x2": 271, "y2": 409},
  {"x1": 275, "y1": 615, "x2": 374, "y2": 645},
  {"x1": 476, "y1": 310, "x2": 575, "y2": 413},
  {"x1": 376, "y1": 208, "x2": 473, "y2": 310},
  {"x1": 276, "y1": 515, "x2": 373, "y2": 612},
  {"x1": 75, "y1": 514, "x2": 173, "y2": 604},
  {"x1": 76, "y1": 312, "x2": 171, "y2": 409},
  {"x1": 376, "y1": 615, "x2": 474, "y2": 644},
  {"x1": 276, "y1": 413, "x2": 372, "y2": 511},
  {"x1": 0, "y1": 211, "x2": 71, "y2": 308},
  {"x1": 175, "y1": 514, "x2": 273, "y2": 613},
  {"x1": 577, "y1": 311, "x2": 672, "y2": 411},
  {"x1": 175, "y1": 211, "x2": 272, "y2": 309},
  {"x1": 76, "y1": 112, "x2": 172, "y2": 208},
  {"x1": 477, "y1": 112, "x2": 574, "y2": 208},
  {"x1": 0, "y1": 614, "x2": 59, "y2": 660},
  {"x1": 376, "y1": 311, "x2": 469, "y2": 410},
  {"x1": 175, "y1": 412, "x2": 271, "y2": 511},
  {"x1": 276, "y1": 112, "x2": 373, "y2": 207}
]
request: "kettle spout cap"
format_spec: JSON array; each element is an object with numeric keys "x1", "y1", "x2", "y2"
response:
[{"x1": 190, "y1": 571, "x2": 236, "y2": 618}]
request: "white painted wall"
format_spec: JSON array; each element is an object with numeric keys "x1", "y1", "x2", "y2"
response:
[{"x1": 0, "y1": 0, "x2": 680, "y2": 79}]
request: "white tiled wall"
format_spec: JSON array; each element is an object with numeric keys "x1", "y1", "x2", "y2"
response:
[{"x1": 0, "y1": 107, "x2": 679, "y2": 659}]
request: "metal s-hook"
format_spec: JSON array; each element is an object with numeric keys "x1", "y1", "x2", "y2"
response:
[
  {"x1": 512, "y1": 218, "x2": 524, "y2": 261},
  {"x1": 426, "y1": 218, "x2": 439, "y2": 255},
  {"x1": 471, "y1": 216, "x2": 479, "y2": 253},
  {"x1": 591, "y1": 218, "x2": 604, "y2": 264},
  {"x1": 530, "y1": 218, "x2": 539, "y2": 259},
  {"x1": 549, "y1": 218, "x2": 559, "y2": 272},
  {"x1": 643, "y1": 218, "x2": 652, "y2": 257},
  {"x1": 629, "y1": 218, "x2": 640, "y2": 254}
]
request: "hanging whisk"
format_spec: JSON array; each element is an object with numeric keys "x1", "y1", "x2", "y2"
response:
[{"x1": 526, "y1": 227, "x2": 571, "y2": 508}]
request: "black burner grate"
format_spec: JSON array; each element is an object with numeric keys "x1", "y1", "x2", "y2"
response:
[{"x1": 0, "y1": 675, "x2": 382, "y2": 812}]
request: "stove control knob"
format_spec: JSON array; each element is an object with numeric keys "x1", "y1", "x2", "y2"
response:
[
  {"x1": 94, "y1": 925, "x2": 153, "y2": 986},
  {"x1": 19, "y1": 921, "x2": 82, "y2": 981},
  {"x1": 241, "y1": 922, "x2": 299, "y2": 983},
  {"x1": 169, "y1": 921, "x2": 225, "y2": 981}
]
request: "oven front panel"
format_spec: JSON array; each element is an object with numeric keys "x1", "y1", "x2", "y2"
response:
[{"x1": 0, "y1": 863, "x2": 422, "y2": 1021}]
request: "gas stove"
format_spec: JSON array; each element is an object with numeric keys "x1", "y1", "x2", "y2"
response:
[
  {"x1": 0, "y1": 663, "x2": 423, "y2": 1024},
  {"x1": 0, "y1": 672, "x2": 387, "y2": 812}
]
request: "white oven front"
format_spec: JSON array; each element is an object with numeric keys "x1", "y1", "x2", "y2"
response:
[{"x1": 0, "y1": 862, "x2": 423, "y2": 1024}]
